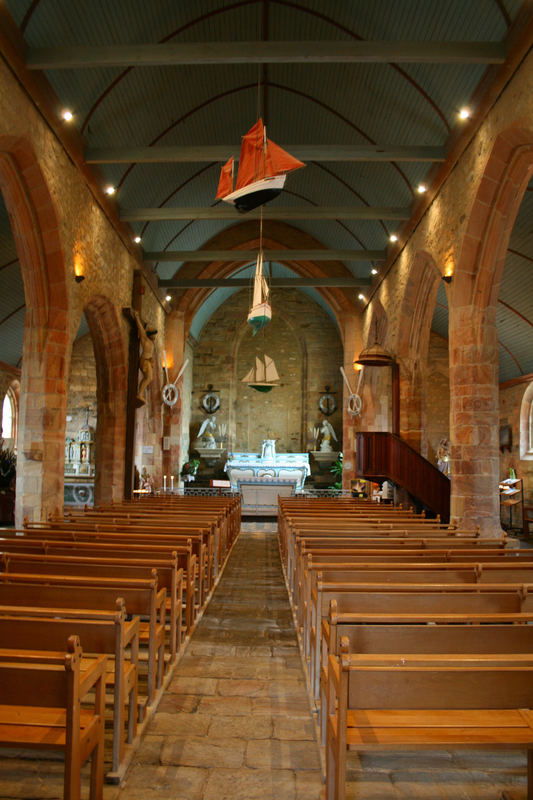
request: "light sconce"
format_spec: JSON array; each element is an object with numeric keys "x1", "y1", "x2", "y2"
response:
[
  {"x1": 442, "y1": 273, "x2": 453, "y2": 284},
  {"x1": 74, "y1": 274, "x2": 85, "y2": 283}
]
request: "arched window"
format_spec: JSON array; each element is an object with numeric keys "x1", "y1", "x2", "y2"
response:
[
  {"x1": 1, "y1": 383, "x2": 18, "y2": 450},
  {"x1": 2, "y1": 393, "x2": 13, "y2": 439},
  {"x1": 520, "y1": 381, "x2": 533, "y2": 460}
]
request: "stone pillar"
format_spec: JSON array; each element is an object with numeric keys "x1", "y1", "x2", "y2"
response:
[
  {"x1": 164, "y1": 310, "x2": 187, "y2": 484},
  {"x1": 16, "y1": 320, "x2": 68, "y2": 525},
  {"x1": 340, "y1": 313, "x2": 362, "y2": 490},
  {"x1": 449, "y1": 304, "x2": 500, "y2": 535}
]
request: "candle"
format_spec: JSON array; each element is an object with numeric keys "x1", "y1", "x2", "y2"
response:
[
  {"x1": 163, "y1": 475, "x2": 167, "y2": 491},
  {"x1": 171, "y1": 475, "x2": 174, "y2": 492}
]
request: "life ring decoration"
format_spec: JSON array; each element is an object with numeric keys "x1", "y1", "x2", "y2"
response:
[
  {"x1": 318, "y1": 387, "x2": 336, "y2": 417},
  {"x1": 340, "y1": 366, "x2": 364, "y2": 417},
  {"x1": 162, "y1": 383, "x2": 179, "y2": 407},
  {"x1": 201, "y1": 388, "x2": 221, "y2": 415},
  {"x1": 347, "y1": 393, "x2": 362, "y2": 416},
  {"x1": 161, "y1": 355, "x2": 189, "y2": 408}
]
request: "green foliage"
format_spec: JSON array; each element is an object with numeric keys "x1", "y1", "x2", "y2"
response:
[
  {"x1": 180, "y1": 458, "x2": 200, "y2": 477},
  {"x1": 330, "y1": 452, "x2": 343, "y2": 490}
]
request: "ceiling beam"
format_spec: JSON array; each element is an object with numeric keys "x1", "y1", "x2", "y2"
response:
[
  {"x1": 86, "y1": 144, "x2": 446, "y2": 164},
  {"x1": 160, "y1": 277, "x2": 372, "y2": 288},
  {"x1": 144, "y1": 249, "x2": 385, "y2": 262},
  {"x1": 26, "y1": 41, "x2": 506, "y2": 69},
  {"x1": 121, "y1": 206, "x2": 410, "y2": 222}
]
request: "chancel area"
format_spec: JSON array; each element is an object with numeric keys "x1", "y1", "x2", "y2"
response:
[{"x1": 0, "y1": 1, "x2": 533, "y2": 798}]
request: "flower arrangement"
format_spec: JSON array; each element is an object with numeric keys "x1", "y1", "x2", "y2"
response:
[
  {"x1": 0, "y1": 440, "x2": 16, "y2": 490},
  {"x1": 180, "y1": 459, "x2": 200, "y2": 482}
]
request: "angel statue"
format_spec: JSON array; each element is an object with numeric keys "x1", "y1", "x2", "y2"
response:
[
  {"x1": 319, "y1": 419, "x2": 338, "y2": 452},
  {"x1": 197, "y1": 416, "x2": 218, "y2": 449}
]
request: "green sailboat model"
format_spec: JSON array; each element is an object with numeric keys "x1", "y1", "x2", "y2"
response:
[{"x1": 241, "y1": 354, "x2": 279, "y2": 393}]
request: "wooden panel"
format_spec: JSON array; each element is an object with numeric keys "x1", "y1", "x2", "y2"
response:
[{"x1": 355, "y1": 432, "x2": 450, "y2": 521}]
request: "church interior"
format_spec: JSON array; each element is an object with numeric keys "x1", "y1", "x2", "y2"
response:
[{"x1": 0, "y1": 0, "x2": 533, "y2": 798}]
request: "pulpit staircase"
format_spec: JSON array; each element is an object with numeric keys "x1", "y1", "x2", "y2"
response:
[{"x1": 355, "y1": 431, "x2": 450, "y2": 522}]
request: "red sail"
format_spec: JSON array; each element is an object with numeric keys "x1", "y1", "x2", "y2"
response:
[
  {"x1": 216, "y1": 156, "x2": 234, "y2": 199},
  {"x1": 234, "y1": 118, "x2": 304, "y2": 191}
]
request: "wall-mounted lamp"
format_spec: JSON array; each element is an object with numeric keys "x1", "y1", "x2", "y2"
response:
[
  {"x1": 74, "y1": 274, "x2": 85, "y2": 283},
  {"x1": 442, "y1": 274, "x2": 453, "y2": 284}
]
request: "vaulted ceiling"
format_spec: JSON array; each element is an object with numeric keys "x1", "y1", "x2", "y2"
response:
[{"x1": 0, "y1": 0, "x2": 532, "y2": 382}]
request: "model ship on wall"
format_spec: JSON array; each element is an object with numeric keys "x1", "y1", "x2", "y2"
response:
[
  {"x1": 216, "y1": 118, "x2": 305, "y2": 213},
  {"x1": 242, "y1": 354, "x2": 279, "y2": 393}
]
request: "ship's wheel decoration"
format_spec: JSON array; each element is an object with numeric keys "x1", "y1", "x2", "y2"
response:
[
  {"x1": 162, "y1": 353, "x2": 189, "y2": 407},
  {"x1": 340, "y1": 366, "x2": 364, "y2": 417}
]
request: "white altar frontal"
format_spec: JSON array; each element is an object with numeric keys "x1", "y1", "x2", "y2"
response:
[{"x1": 225, "y1": 440, "x2": 310, "y2": 515}]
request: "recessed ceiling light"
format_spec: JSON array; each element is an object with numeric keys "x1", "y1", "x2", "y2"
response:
[
  {"x1": 389, "y1": 233, "x2": 398, "y2": 243},
  {"x1": 134, "y1": 236, "x2": 142, "y2": 244},
  {"x1": 104, "y1": 185, "x2": 116, "y2": 196},
  {"x1": 459, "y1": 107, "x2": 471, "y2": 120},
  {"x1": 165, "y1": 295, "x2": 172, "y2": 302},
  {"x1": 417, "y1": 183, "x2": 427, "y2": 194},
  {"x1": 371, "y1": 268, "x2": 378, "y2": 275},
  {"x1": 61, "y1": 109, "x2": 73, "y2": 122}
]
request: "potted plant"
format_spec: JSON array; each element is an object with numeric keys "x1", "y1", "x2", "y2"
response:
[
  {"x1": 329, "y1": 452, "x2": 343, "y2": 493},
  {"x1": 180, "y1": 458, "x2": 200, "y2": 483}
]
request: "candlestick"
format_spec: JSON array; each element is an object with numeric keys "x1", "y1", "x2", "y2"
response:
[
  {"x1": 171, "y1": 475, "x2": 174, "y2": 492},
  {"x1": 163, "y1": 475, "x2": 167, "y2": 491}
]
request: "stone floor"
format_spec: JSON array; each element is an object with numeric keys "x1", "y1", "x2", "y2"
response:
[{"x1": 0, "y1": 523, "x2": 529, "y2": 799}]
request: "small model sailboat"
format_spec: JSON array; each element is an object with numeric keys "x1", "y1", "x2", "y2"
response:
[
  {"x1": 247, "y1": 249, "x2": 271, "y2": 335},
  {"x1": 242, "y1": 354, "x2": 279, "y2": 393},
  {"x1": 216, "y1": 118, "x2": 305, "y2": 213}
]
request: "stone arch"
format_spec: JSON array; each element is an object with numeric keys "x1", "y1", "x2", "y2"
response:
[
  {"x1": 0, "y1": 137, "x2": 68, "y2": 522},
  {"x1": 449, "y1": 124, "x2": 533, "y2": 534},
  {"x1": 396, "y1": 251, "x2": 442, "y2": 451},
  {"x1": 175, "y1": 220, "x2": 356, "y2": 337},
  {"x1": 83, "y1": 295, "x2": 128, "y2": 505}
]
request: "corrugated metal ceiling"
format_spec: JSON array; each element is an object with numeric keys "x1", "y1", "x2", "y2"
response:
[{"x1": 0, "y1": 0, "x2": 530, "y2": 383}]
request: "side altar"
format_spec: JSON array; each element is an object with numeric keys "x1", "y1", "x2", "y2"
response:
[{"x1": 225, "y1": 440, "x2": 310, "y2": 516}]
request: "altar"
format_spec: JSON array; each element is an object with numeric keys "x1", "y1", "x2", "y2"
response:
[{"x1": 225, "y1": 441, "x2": 310, "y2": 515}]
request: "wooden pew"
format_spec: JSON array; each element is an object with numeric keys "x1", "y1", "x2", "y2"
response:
[
  {"x1": 0, "y1": 604, "x2": 138, "y2": 781},
  {"x1": 19, "y1": 525, "x2": 211, "y2": 600},
  {"x1": 0, "y1": 573, "x2": 165, "y2": 709},
  {"x1": 307, "y1": 582, "x2": 533, "y2": 700},
  {"x1": 325, "y1": 645, "x2": 533, "y2": 800},
  {"x1": 0, "y1": 635, "x2": 106, "y2": 800},
  {"x1": 320, "y1": 606, "x2": 533, "y2": 743},
  {"x1": 0, "y1": 550, "x2": 185, "y2": 662}
]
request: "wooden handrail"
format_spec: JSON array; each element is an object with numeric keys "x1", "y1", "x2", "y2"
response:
[{"x1": 355, "y1": 431, "x2": 450, "y2": 522}]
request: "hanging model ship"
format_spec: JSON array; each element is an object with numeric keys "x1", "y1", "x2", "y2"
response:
[
  {"x1": 247, "y1": 248, "x2": 271, "y2": 335},
  {"x1": 242, "y1": 354, "x2": 279, "y2": 393},
  {"x1": 216, "y1": 118, "x2": 305, "y2": 213}
]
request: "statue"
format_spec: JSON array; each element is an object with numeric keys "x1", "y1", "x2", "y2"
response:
[
  {"x1": 140, "y1": 467, "x2": 153, "y2": 493},
  {"x1": 436, "y1": 438, "x2": 450, "y2": 476},
  {"x1": 319, "y1": 419, "x2": 337, "y2": 452},
  {"x1": 261, "y1": 439, "x2": 277, "y2": 463},
  {"x1": 133, "y1": 310, "x2": 157, "y2": 407},
  {"x1": 197, "y1": 416, "x2": 218, "y2": 448}
]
